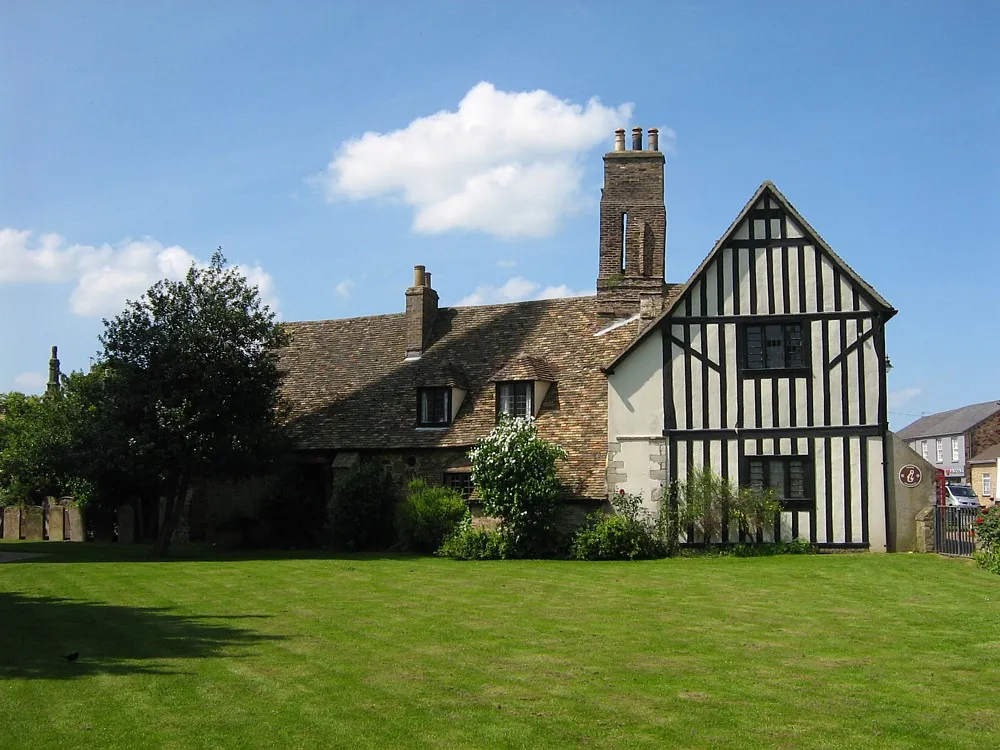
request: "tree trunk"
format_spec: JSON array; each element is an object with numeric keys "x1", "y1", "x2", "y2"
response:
[{"x1": 153, "y1": 474, "x2": 189, "y2": 557}]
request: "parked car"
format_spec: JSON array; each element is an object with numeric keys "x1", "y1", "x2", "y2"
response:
[{"x1": 944, "y1": 483, "x2": 981, "y2": 508}]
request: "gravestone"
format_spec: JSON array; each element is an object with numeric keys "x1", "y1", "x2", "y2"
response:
[
  {"x1": 2, "y1": 507, "x2": 20, "y2": 540},
  {"x1": 21, "y1": 506, "x2": 44, "y2": 540},
  {"x1": 47, "y1": 506, "x2": 65, "y2": 541},
  {"x1": 65, "y1": 507, "x2": 86, "y2": 542},
  {"x1": 117, "y1": 505, "x2": 135, "y2": 543}
]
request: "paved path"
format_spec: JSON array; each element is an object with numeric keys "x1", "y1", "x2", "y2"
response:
[{"x1": 0, "y1": 552, "x2": 48, "y2": 563}]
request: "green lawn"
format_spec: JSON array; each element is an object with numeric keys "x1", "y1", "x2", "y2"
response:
[{"x1": 1, "y1": 543, "x2": 998, "y2": 749}]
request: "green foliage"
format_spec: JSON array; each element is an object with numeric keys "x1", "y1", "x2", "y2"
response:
[
  {"x1": 0, "y1": 385, "x2": 94, "y2": 505},
  {"x1": 327, "y1": 463, "x2": 399, "y2": 551},
  {"x1": 435, "y1": 518, "x2": 512, "y2": 560},
  {"x1": 93, "y1": 250, "x2": 289, "y2": 554},
  {"x1": 571, "y1": 490, "x2": 666, "y2": 560},
  {"x1": 729, "y1": 538, "x2": 817, "y2": 557},
  {"x1": 468, "y1": 416, "x2": 567, "y2": 557},
  {"x1": 395, "y1": 479, "x2": 468, "y2": 554},
  {"x1": 672, "y1": 466, "x2": 782, "y2": 545},
  {"x1": 973, "y1": 506, "x2": 1000, "y2": 574}
]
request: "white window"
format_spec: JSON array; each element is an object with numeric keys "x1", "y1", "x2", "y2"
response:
[
  {"x1": 497, "y1": 381, "x2": 533, "y2": 419},
  {"x1": 921, "y1": 440, "x2": 928, "y2": 460},
  {"x1": 984, "y1": 473, "x2": 992, "y2": 498},
  {"x1": 951, "y1": 438, "x2": 959, "y2": 463},
  {"x1": 936, "y1": 439, "x2": 943, "y2": 463}
]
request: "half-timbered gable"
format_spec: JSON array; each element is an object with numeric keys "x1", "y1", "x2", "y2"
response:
[{"x1": 607, "y1": 181, "x2": 897, "y2": 551}]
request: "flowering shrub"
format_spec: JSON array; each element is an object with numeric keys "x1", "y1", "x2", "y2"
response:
[
  {"x1": 973, "y1": 505, "x2": 1000, "y2": 574},
  {"x1": 571, "y1": 489, "x2": 666, "y2": 561},
  {"x1": 468, "y1": 416, "x2": 567, "y2": 558}
]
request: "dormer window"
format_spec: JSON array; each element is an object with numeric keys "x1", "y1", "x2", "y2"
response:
[
  {"x1": 497, "y1": 381, "x2": 533, "y2": 419},
  {"x1": 417, "y1": 387, "x2": 451, "y2": 427}
]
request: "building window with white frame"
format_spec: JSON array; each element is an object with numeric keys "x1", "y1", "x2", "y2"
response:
[
  {"x1": 984, "y1": 473, "x2": 992, "y2": 499},
  {"x1": 496, "y1": 381, "x2": 533, "y2": 419},
  {"x1": 935, "y1": 438, "x2": 943, "y2": 463},
  {"x1": 921, "y1": 440, "x2": 928, "y2": 460},
  {"x1": 951, "y1": 437, "x2": 959, "y2": 463}
]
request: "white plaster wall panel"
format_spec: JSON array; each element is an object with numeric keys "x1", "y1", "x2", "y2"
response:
[
  {"x1": 830, "y1": 436, "x2": 846, "y2": 543},
  {"x1": 738, "y1": 247, "x2": 752, "y2": 315},
  {"x1": 814, "y1": 437, "x2": 828, "y2": 544},
  {"x1": 850, "y1": 436, "x2": 865, "y2": 544},
  {"x1": 721, "y1": 248, "x2": 734, "y2": 315},
  {"x1": 803, "y1": 245, "x2": 818, "y2": 312},
  {"x1": 755, "y1": 247, "x2": 769, "y2": 314},
  {"x1": 705, "y1": 262, "x2": 719, "y2": 317},
  {"x1": 608, "y1": 333, "x2": 664, "y2": 439},
  {"x1": 725, "y1": 324, "x2": 739, "y2": 428},
  {"x1": 867, "y1": 436, "x2": 887, "y2": 552},
  {"x1": 772, "y1": 245, "x2": 785, "y2": 315}
]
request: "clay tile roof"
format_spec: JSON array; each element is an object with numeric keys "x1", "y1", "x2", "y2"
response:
[
  {"x1": 279, "y1": 296, "x2": 640, "y2": 499},
  {"x1": 489, "y1": 354, "x2": 559, "y2": 383}
]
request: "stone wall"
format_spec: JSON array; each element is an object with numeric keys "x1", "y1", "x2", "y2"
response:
[
  {"x1": 887, "y1": 434, "x2": 937, "y2": 552},
  {"x1": 606, "y1": 437, "x2": 667, "y2": 518}
]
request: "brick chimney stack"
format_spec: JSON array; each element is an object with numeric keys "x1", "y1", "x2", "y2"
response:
[
  {"x1": 405, "y1": 265, "x2": 438, "y2": 360},
  {"x1": 596, "y1": 128, "x2": 667, "y2": 318}
]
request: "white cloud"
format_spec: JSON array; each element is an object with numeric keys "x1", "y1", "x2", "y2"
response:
[
  {"x1": 889, "y1": 387, "x2": 922, "y2": 410},
  {"x1": 455, "y1": 276, "x2": 594, "y2": 307},
  {"x1": 0, "y1": 229, "x2": 279, "y2": 318},
  {"x1": 12, "y1": 371, "x2": 47, "y2": 393},
  {"x1": 321, "y1": 82, "x2": 633, "y2": 238},
  {"x1": 335, "y1": 279, "x2": 356, "y2": 298},
  {"x1": 496, "y1": 259, "x2": 516, "y2": 268}
]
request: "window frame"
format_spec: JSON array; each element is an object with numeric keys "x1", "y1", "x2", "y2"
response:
[
  {"x1": 738, "y1": 318, "x2": 811, "y2": 377},
  {"x1": 935, "y1": 438, "x2": 943, "y2": 464},
  {"x1": 444, "y1": 471, "x2": 474, "y2": 499},
  {"x1": 495, "y1": 380, "x2": 534, "y2": 420},
  {"x1": 921, "y1": 440, "x2": 928, "y2": 460},
  {"x1": 744, "y1": 455, "x2": 814, "y2": 512},
  {"x1": 416, "y1": 386, "x2": 452, "y2": 428},
  {"x1": 984, "y1": 472, "x2": 992, "y2": 498},
  {"x1": 951, "y1": 437, "x2": 959, "y2": 463}
]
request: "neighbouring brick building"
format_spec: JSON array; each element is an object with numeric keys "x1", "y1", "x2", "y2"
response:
[
  {"x1": 279, "y1": 127, "x2": 678, "y2": 515},
  {"x1": 896, "y1": 401, "x2": 1000, "y2": 484}
]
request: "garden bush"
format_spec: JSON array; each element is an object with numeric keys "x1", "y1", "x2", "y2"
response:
[
  {"x1": 327, "y1": 463, "x2": 399, "y2": 551},
  {"x1": 395, "y1": 479, "x2": 468, "y2": 554},
  {"x1": 973, "y1": 505, "x2": 1000, "y2": 574},
  {"x1": 436, "y1": 519, "x2": 512, "y2": 560},
  {"x1": 468, "y1": 416, "x2": 567, "y2": 558},
  {"x1": 571, "y1": 489, "x2": 665, "y2": 560}
]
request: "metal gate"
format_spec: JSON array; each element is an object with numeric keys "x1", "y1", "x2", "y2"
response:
[{"x1": 934, "y1": 506, "x2": 978, "y2": 557}]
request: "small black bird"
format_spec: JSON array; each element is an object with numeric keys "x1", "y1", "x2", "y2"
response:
[{"x1": 64, "y1": 652, "x2": 79, "y2": 663}]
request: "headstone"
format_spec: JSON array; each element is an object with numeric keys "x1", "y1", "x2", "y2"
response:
[
  {"x1": 21, "y1": 506, "x2": 44, "y2": 540},
  {"x1": 117, "y1": 505, "x2": 135, "y2": 543},
  {"x1": 47, "y1": 506, "x2": 65, "y2": 541},
  {"x1": 65, "y1": 507, "x2": 85, "y2": 542},
  {"x1": 2, "y1": 507, "x2": 20, "y2": 540}
]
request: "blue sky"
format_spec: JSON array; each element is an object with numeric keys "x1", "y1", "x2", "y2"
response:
[{"x1": 2, "y1": 1, "x2": 997, "y2": 430}]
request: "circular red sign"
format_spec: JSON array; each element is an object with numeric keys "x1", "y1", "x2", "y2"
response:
[{"x1": 898, "y1": 465, "x2": 922, "y2": 487}]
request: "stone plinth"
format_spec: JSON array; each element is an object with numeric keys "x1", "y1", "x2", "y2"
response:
[
  {"x1": 2, "y1": 507, "x2": 20, "y2": 540},
  {"x1": 65, "y1": 507, "x2": 85, "y2": 542},
  {"x1": 47, "y1": 506, "x2": 65, "y2": 541},
  {"x1": 21, "y1": 506, "x2": 44, "y2": 540},
  {"x1": 117, "y1": 505, "x2": 135, "y2": 543}
]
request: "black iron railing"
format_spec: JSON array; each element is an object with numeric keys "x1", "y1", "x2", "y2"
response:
[{"x1": 934, "y1": 506, "x2": 979, "y2": 558}]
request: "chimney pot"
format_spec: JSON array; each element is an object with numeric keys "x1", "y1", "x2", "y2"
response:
[
  {"x1": 413, "y1": 265, "x2": 426, "y2": 287},
  {"x1": 614, "y1": 129, "x2": 626, "y2": 151},
  {"x1": 647, "y1": 128, "x2": 659, "y2": 152},
  {"x1": 425, "y1": 272, "x2": 432, "y2": 289},
  {"x1": 631, "y1": 127, "x2": 642, "y2": 150}
]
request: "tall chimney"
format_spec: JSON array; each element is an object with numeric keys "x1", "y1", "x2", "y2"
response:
[
  {"x1": 46, "y1": 345, "x2": 60, "y2": 396},
  {"x1": 405, "y1": 265, "x2": 438, "y2": 360},
  {"x1": 647, "y1": 128, "x2": 659, "y2": 152},
  {"x1": 614, "y1": 129, "x2": 626, "y2": 151},
  {"x1": 631, "y1": 127, "x2": 642, "y2": 150}
]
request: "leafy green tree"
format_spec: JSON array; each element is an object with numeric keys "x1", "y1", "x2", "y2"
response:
[
  {"x1": 468, "y1": 416, "x2": 567, "y2": 557},
  {"x1": 95, "y1": 250, "x2": 288, "y2": 556}
]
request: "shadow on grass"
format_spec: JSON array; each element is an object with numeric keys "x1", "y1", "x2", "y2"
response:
[
  {"x1": 0, "y1": 590, "x2": 285, "y2": 680},
  {"x1": 0, "y1": 541, "x2": 425, "y2": 564}
]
